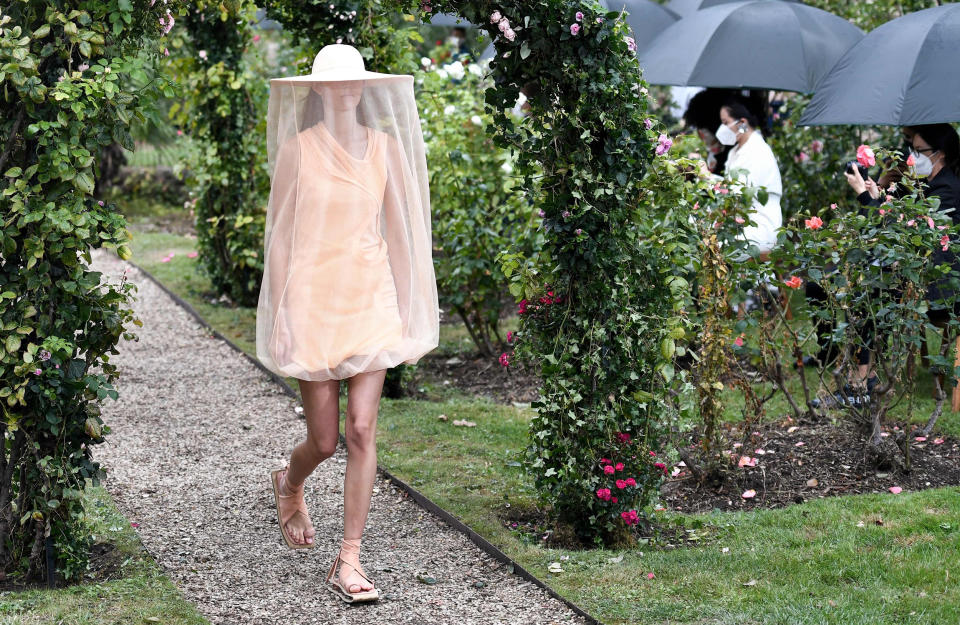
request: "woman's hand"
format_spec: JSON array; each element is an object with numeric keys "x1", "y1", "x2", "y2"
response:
[
  {"x1": 845, "y1": 165, "x2": 867, "y2": 195},
  {"x1": 864, "y1": 177, "x2": 880, "y2": 200},
  {"x1": 697, "y1": 159, "x2": 712, "y2": 178}
]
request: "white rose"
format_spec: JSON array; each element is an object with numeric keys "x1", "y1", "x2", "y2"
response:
[
  {"x1": 467, "y1": 63, "x2": 483, "y2": 77},
  {"x1": 471, "y1": 115, "x2": 483, "y2": 126},
  {"x1": 421, "y1": 57, "x2": 432, "y2": 68},
  {"x1": 435, "y1": 68, "x2": 448, "y2": 80},
  {"x1": 444, "y1": 62, "x2": 465, "y2": 80},
  {"x1": 444, "y1": 104, "x2": 456, "y2": 115},
  {"x1": 501, "y1": 161, "x2": 513, "y2": 174},
  {"x1": 504, "y1": 28, "x2": 516, "y2": 42}
]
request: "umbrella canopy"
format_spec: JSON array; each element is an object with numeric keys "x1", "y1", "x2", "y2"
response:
[
  {"x1": 637, "y1": 1, "x2": 863, "y2": 93},
  {"x1": 800, "y1": 4, "x2": 960, "y2": 126},
  {"x1": 666, "y1": 0, "x2": 798, "y2": 17},
  {"x1": 422, "y1": 13, "x2": 473, "y2": 27},
  {"x1": 606, "y1": 0, "x2": 680, "y2": 51}
]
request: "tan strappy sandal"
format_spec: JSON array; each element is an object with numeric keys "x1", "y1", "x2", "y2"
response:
[
  {"x1": 326, "y1": 538, "x2": 380, "y2": 603},
  {"x1": 270, "y1": 467, "x2": 315, "y2": 550}
]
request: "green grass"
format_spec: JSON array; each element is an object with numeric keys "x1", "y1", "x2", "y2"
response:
[
  {"x1": 375, "y1": 398, "x2": 960, "y2": 625},
  {"x1": 0, "y1": 487, "x2": 208, "y2": 625},
  {"x1": 123, "y1": 225, "x2": 960, "y2": 624}
]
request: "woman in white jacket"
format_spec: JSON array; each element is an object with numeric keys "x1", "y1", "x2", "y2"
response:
[{"x1": 715, "y1": 100, "x2": 783, "y2": 255}]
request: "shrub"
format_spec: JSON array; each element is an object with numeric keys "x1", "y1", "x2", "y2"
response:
[
  {"x1": 0, "y1": 1, "x2": 178, "y2": 582},
  {"x1": 738, "y1": 146, "x2": 960, "y2": 462}
]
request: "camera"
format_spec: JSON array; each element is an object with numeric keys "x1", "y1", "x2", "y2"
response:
[{"x1": 844, "y1": 161, "x2": 870, "y2": 180}]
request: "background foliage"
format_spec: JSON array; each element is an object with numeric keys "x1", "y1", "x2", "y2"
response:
[
  {"x1": 417, "y1": 45, "x2": 542, "y2": 356},
  {"x1": 165, "y1": 0, "x2": 268, "y2": 307}
]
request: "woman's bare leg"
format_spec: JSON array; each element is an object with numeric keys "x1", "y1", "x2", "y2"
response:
[
  {"x1": 339, "y1": 369, "x2": 386, "y2": 592},
  {"x1": 278, "y1": 378, "x2": 340, "y2": 545}
]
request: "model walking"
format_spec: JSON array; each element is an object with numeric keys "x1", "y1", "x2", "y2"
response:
[{"x1": 255, "y1": 44, "x2": 438, "y2": 603}]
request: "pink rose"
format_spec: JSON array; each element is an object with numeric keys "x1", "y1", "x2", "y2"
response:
[
  {"x1": 810, "y1": 139, "x2": 824, "y2": 153},
  {"x1": 490, "y1": 10, "x2": 502, "y2": 23},
  {"x1": 499, "y1": 18, "x2": 510, "y2": 33},
  {"x1": 616, "y1": 479, "x2": 627, "y2": 489},
  {"x1": 784, "y1": 276, "x2": 803, "y2": 289},
  {"x1": 906, "y1": 153, "x2": 916, "y2": 167},
  {"x1": 942, "y1": 235, "x2": 950, "y2": 251},
  {"x1": 625, "y1": 477, "x2": 637, "y2": 487},
  {"x1": 734, "y1": 336, "x2": 744, "y2": 347},
  {"x1": 570, "y1": 23, "x2": 580, "y2": 35},
  {"x1": 655, "y1": 134, "x2": 672, "y2": 156},
  {"x1": 575, "y1": 11, "x2": 584, "y2": 21},
  {"x1": 615, "y1": 462, "x2": 624, "y2": 471},
  {"x1": 796, "y1": 151, "x2": 809, "y2": 163},
  {"x1": 856, "y1": 144, "x2": 876, "y2": 168},
  {"x1": 603, "y1": 464, "x2": 615, "y2": 475},
  {"x1": 805, "y1": 216, "x2": 823, "y2": 230},
  {"x1": 504, "y1": 28, "x2": 516, "y2": 41}
]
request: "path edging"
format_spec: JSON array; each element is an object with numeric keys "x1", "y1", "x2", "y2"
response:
[{"x1": 123, "y1": 257, "x2": 601, "y2": 625}]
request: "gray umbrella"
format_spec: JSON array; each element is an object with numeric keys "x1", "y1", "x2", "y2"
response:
[
  {"x1": 800, "y1": 5, "x2": 960, "y2": 126},
  {"x1": 421, "y1": 13, "x2": 473, "y2": 27},
  {"x1": 605, "y1": 0, "x2": 680, "y2": 51},
  {"x1": 667, "y1": 0, "x2": 799, "y2": 16},
  {"x1": 637, "y1": 0, "x2": 863, "y2": 93}
]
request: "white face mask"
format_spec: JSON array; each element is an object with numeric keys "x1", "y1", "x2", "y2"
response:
[
  {"x1": 716, "y1": 121, "x2": 739, "y2": 146},
  {"x1": 911, "y1": 149, "x2": 936, "y2": 177}
]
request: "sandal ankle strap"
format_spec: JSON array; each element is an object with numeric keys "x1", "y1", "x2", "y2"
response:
[{"x1": 340, "y1": 537, "x2": 362, "y2": 554}]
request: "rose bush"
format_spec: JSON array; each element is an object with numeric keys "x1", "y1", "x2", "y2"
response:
[{"x1": 735, "y1": 146, "x2": 960, "y2": 463}]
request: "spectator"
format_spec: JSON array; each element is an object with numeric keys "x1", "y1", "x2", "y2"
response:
[{"x1": 715, "y1": 98, "x2": 783, "y2": 256}]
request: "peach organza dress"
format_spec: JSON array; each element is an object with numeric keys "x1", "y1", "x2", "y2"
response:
[
  {"x1": 256, "y1": 72, "x2": 438, "y2": 382},
  {"x1": 277, "y1": 124, "x2": 402, "y2": 371}
]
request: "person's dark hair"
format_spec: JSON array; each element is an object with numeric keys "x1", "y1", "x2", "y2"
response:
[
  {"x1": 910, "y1": 123, "x2": 960, "y2": 177},
  {"x1": 683, "y1": 89, "x2": 728, "y2": 130},
  {"x1": 720, "y1": 99, "x2": 760, "y2": 130}
]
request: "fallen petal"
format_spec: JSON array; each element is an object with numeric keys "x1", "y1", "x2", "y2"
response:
[
  {"x1": 742, "y1": 489, "x2": 756, "y2": 499},
  {"x1": 889, "y1": 486, "x2": 903, "y2": 494}
]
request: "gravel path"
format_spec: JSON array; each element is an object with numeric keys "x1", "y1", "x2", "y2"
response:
[{"x1": 90, "y1": 249, "x2": 589, "y2": 625}]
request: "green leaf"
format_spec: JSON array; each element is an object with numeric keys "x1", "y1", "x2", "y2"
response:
[
  {"x1": 74, "y1": 171, "x2": 94, "y2": 194},
  {"x1": 520, "y1": 41, "x2": 531, "y2": 60},
  {"x1": 5, "y1": 335, "x2": 21, "y2": 354}
]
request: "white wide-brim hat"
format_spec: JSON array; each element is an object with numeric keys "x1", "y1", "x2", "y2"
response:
[{"x1": 269, "y1": 43, "x2": 410, "y2": 85}]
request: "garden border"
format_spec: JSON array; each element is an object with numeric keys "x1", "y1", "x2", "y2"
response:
[{"x1": 123, "y1": 256, "x2": 602, "y2": 625}]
